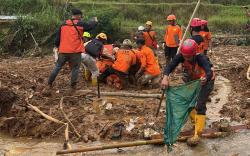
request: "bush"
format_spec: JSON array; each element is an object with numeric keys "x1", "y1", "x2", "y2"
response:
[
  {"x1": 1, "y1": 0, "x2": 64, "y2": 56},
  {"x1": 85, "y1": 8, "x2": 128, "y2": 42}
]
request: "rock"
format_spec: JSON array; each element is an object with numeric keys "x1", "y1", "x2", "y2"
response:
[
  {"x1": 83, "y1": 135, "x2": 88, "y2": 143},
  {"x1": 219, "y1": 119, "x2": 231, "y2": 132}
]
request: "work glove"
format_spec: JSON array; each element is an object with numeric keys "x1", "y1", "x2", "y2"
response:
[{"x1": 53, "y1": 47, "x2": 58, "y2": 63}]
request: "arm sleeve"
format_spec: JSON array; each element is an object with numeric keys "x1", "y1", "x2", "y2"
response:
[
  {"x1": 81, "y1": 21, "x2": 98, "y2": 31},
  {"x1": 197, "y1": 55, "x2": 213, "y2": 81},
  {"x1": 54, "y1": 26, "x2": 61, "y2": 48},
  {"x1": 164, "y1": 53, "x2": 184, "y2": 75}
]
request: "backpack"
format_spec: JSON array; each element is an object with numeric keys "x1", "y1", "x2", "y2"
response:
[{"x1": 85, "y1": 39, "x2": 103, "y2": 58}]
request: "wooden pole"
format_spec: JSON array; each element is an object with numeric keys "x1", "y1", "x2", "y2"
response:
[
  {"x1": 56, "y1": 139, "x2": 163, "y2": 155},
  {"x1": 56, "y1": 124, "x2": 248, "y2": 155},
  {"x1": 177, "y1": 0, "x2": 201, "y2": 54},
  {"x1": 75, "y1": 90, "x2": 162, "y2": 98}
]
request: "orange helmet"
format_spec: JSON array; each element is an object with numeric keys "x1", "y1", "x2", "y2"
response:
[{"x1": 167, "y1": 14, "x2": 176, "y2": 21}]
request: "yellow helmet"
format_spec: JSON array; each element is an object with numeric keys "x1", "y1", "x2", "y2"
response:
[
  {"x1": 96, "y1": 33, "x2": 107, "y2": 40},
  {"x1": 145, "y1": 21, "x2": 153, "y2": 26},
  {"x1": 83, "y1": 32, "x2": 91, "y2": 38}
]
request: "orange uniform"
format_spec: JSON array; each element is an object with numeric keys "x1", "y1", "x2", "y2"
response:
[
  {"x1": 164, "y1": 25, "x2": 182, "y2": 47},
  {"x1": 143, "y1": 31, "x2": 157, "y2": 48},
  {"x1": 96, "y1": 44, "x2": 114, "y2": 73},
  {"x1": 138, "y1": 45, "x2": 160, "y2": 76},
  {"x1": 112, "y1": 49, "x2": 136, "y2": 73},
  {"x1": 199, "y1": 31, "x2": 212, "y2": 51},
  {"x1": 59, "y1": 19, "x2": 84, "y2": 53}
]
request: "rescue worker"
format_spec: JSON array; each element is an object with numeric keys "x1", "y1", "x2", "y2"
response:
[
  {"x1": 48, "y1": 8, "x2": 97, "y2": 89},
  {"x1": 143, "y1": 21, "x2": 158, "y2": 51},
  {"x1": 83, "y1": 32, "x2": 91, "y2": 43},
  {"x1": 96, "y1": 44, "x2": 115, "y2": 74},
  {"x1": 82, "y1": 33, "x2": 114, "y2": 86},
  {"x1": 161, "y1": 39, "x2": 215, "y2": 146},
  {"x1": 190, "y1": 18, "x2": 205, "y2": 54},
  {"x1": 134, "y1": 25, "x2": 145, "y2": 41},
  {"x1": 99, "y1": 39, "x2": 136, "y2": 89},
  {"x1": 136, "y1": 38, "x2": 161, "y2": 88},
  {"x1": 200, "y1": 20, "x2": 212, "y2": 55},
  {"x1": 164, "y1": 14, "x2": 182, "y2": 63}
]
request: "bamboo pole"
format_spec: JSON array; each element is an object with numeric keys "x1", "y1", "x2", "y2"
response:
[
  {"x1": 56, "y1": 139, "x2": 164, "y2": 155},
  {"x1": 75, "y1": 90, "x2": 162, "y2": 98},
  {"x1": 28, "y1": 103, "x2": 65, "y2": 125},
  {"x1": 177, "y1": 0, "x2": 201, "y2": 54},
  {"x1": 56, "y1": 124, "x2": 248, "y2": 155}
]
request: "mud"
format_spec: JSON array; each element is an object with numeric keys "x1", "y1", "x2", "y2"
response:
[
  {"x1": 0, "y1": 45, "x2": 249, "y2": 145},
  {"x1": 0, "y1": 88, "x2": 17, "y2": 116}
]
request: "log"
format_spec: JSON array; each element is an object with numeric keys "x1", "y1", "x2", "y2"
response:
[{"x1": 75, "y1": 90, "x2": 162, "y2": 98}]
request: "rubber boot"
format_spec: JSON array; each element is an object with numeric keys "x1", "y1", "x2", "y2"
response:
[
  {"x1": 187, "y1": 115, "x2": 206, "y2": 146},
  {"x1": 84, "y1": 69, "x2": 91, "y2": 81},
  {"x1": 190, "y1": 109, "x2": 197, "y2": 123},
  {"x1": 92, "y1": 77, "x2": 97, "y2": 86}
]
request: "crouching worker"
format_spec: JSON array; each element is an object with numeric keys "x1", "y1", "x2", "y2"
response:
[
  {"x1": 82, "y1": 33, "x2": 114, "y2": 86},
  {"x1": 99, "y1": 39, "x2": 136, "y2": 89},
  {"x1": 135, "y1": 39, "x2": 161, "y2": 88},
  {"x1": 161, "y1": 39, "x2": 215, "y2": 146}
]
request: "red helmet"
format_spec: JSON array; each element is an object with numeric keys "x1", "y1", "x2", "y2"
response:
[
  {"x1": 190, "y1": 18, "x2": 202, "y2": 27},
  {"x1": 167, "y1": 14, "x2": 176, "y2": 21},
  {"x1": 180, "y1": 39, "x2": 198, "y2": 56},
  {"x1": 201, "y1": 20, "x2": 208, "y2": 26}
]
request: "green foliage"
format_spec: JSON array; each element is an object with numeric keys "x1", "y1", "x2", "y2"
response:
[
  {"x1": 85, "y1": 8, "x2": 128, "y2": 42},
  {"x1": 1, "y1": 0, "x2": 63, "y2": 56}
]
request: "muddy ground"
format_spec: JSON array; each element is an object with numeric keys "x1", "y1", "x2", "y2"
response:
[{"x1": 0, "y1": 45, "x2": 249, "y2": 144}]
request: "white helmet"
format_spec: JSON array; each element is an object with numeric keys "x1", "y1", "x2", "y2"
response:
[
  {"x1": 138, "y1": 26, "x2": 145, "y2": 31},
  {"x1": 122, "y1": 39, "x2": 132, "y2": 46}
]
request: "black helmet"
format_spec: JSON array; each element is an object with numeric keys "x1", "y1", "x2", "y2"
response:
[{"x1": 71, "y1": 8, "x2": 82, "y2": 16}]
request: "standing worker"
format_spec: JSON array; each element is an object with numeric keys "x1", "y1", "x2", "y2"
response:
[
  {"x1": 143, "y1": 21, "x2": 158, "y2": 51},
  {"x1": 134, "y1": 25, "x2": 145, "y2": 41},
  {"x1": 200, "y1": 20, "x2": 212, "y2": 55},
  {"x1": 164, "y1": 14, "x2": 182, "y2": 64},
  {"x1": 161, "y1": 39, "x2": 215, "y2": 146},
  {"x1": 190, "y1": 18, "x2": 205, "y2": 54},
  {"x1": 47, "y1": 9, "x2": 97, "y2": 89}
]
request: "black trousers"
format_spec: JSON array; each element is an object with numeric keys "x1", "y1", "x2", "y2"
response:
[
  {"x1": 48, "y1": 53, "x2": 81, "y2": 87},
  {"x1": 196, "y1": 80, "x2": 215, "y2": 115},
  {"x1": 99, "y1": 67, "x2": 127, "y2": 82},
  {"x1": 164, "y1": 46, "x2": 178, "y2": 62}
]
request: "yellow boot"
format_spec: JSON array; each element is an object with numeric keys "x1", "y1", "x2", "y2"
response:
[
  {"x1": 92, "y1": 77, "x2": 97, "y2": 86},
  {"x1": 187, "y1": 115, "x2": 206, "y2": 146},
  {"x1": 84, "y1": 69, "x2": 91, "y2": 81},
  {"x1": 190, "y1": 109, "x2": 197, "y2": 123}
]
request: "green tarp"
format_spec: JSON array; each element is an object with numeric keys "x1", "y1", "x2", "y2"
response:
[{"x1": 164, "y1": 80, "x2": 201, "y2": 151}]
